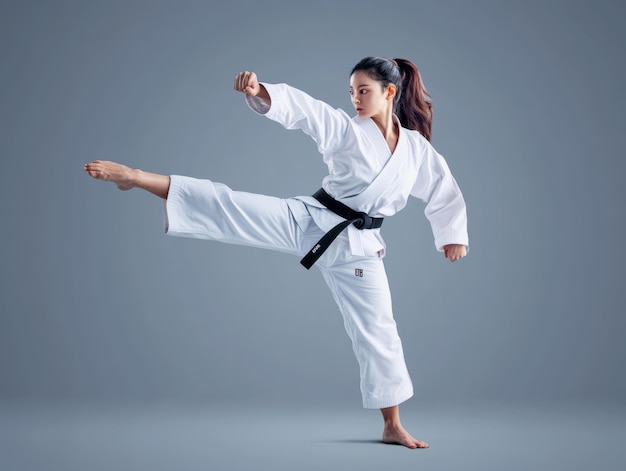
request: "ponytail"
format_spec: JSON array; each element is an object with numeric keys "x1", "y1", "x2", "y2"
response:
[
  {"x1": 393, "y1": 58, "x2": 433, "y2": 141},
  {"x1": 351, "y1": 56, "x2": 433, "y2": 141}
]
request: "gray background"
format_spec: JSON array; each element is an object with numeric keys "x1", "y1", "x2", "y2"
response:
[{"x1": 0, "y1": 0, "x2": 624, "y2": 469}]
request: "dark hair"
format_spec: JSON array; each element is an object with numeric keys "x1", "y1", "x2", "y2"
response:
[{"x1": 351, "y1": 56, "x2": 433, "y2": 141}]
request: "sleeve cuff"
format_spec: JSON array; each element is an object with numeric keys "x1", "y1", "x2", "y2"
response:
[
  {"x1": 434, "y1": 231, "x2": 469, "y2": 253},
  {"x1": 244, "y1": 82, "x2": 273, "y2": 115}
]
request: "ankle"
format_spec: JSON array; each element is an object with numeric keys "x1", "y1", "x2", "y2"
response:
[
  {"x1": 380, "y1": 405, "x2": 401, "y2": 427},
  {"x1": 384, "y1": 419, "x2": 403, "y2": 429},
  {"x1": 128, "y1": 167, "x2": 143, "y2": 188}
]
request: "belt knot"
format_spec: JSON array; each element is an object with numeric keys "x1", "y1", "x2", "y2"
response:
[{"x1": 352, "y1": 212, "x2": 373, "y2": 230}]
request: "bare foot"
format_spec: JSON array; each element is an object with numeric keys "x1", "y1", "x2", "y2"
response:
[
  {"x1": 84, "y1": 160, "x2": 136, "y2": 190},
  {"x1": 383, "y1": 423, "x2": 429, "y2": 449}
]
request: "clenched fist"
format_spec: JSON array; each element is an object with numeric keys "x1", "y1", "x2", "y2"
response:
[
  {"x1": 443, "y1": 244, "x2": 466, "y2": 262},
  {"x1": 234, "y1": 71, "x2": 262, "y2": 96}
]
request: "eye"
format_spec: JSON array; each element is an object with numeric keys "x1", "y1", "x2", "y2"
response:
[{"x1": 360, "y1": 89, "x2": 368, "y2": 95}]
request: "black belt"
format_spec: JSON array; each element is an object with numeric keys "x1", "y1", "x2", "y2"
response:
[{"x1": 300, "y1": 188, "x2": 384, "y2": 269}]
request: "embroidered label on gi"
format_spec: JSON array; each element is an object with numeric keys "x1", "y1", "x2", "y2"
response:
[{"x1": 355, "y1": 269, "x2": 363, "y2": 277}]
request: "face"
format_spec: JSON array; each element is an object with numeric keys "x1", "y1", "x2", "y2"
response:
[{"x1": 349, "y1": 70, "x2": 395, "y2": 119}]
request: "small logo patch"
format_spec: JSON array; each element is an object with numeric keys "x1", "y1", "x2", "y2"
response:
[{"x1": 355, "y1": 269, "x2": 363, "y2": 277}]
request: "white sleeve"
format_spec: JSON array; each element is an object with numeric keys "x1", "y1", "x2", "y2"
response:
[
  {"x1": 246, "y1": 82, "x2": 351, "y2": 154},
  {"x1": 410, "y1": 138, "x2": 469, "y2": 251}
]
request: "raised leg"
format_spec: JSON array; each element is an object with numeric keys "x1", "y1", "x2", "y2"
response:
[{"x1": 84, "y1": 160, "x2": 170, "y2": 199}]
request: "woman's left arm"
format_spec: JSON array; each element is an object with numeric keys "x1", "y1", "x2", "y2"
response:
[{"x1": 410, "y1": 137, "x2": 469, "y2": 260}]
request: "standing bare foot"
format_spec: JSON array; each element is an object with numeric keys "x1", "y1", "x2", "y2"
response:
[
  {"x1": 84, "y1": 160, "x2": 137, "y2": 190},
  {"x1": 383, "y1": 422, "x2": 429, "y2": 449},
  {"x1": 380, "y1": 405, "x2": 428, "y2": 449}
]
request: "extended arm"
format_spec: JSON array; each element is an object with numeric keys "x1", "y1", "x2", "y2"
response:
[{"x1": 234, "y1": 70, "x2": 351, "y2": 155}]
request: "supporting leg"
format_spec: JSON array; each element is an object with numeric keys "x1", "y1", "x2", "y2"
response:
[{"x1": 318, "y1": 255, "x2": 427, "y2": 449}]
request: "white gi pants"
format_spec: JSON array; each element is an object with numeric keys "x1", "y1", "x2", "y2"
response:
[{"x1": 164, "y1": 175, "x2": 413, "y2": 409}]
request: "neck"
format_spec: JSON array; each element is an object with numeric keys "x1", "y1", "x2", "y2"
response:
[
  {"x1": 371, "y1": 111, "x2": 399, "y2": 153},
  {"x1": 371, "y1": 113, "x2": 398, "y2": 139}
]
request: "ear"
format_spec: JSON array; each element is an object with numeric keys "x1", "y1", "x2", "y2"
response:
[{"x1": 386, "y1": 84, "x2": 397, "y2": 101}]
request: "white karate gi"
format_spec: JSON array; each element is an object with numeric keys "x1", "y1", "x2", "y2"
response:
[{"x1": 163, "y1": 82, "x2": 468, "y2": 409}]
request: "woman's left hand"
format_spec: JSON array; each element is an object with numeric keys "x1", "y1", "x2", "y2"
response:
[{"x1": 443, "y1": 244, "x2": 466, "y2": 262}]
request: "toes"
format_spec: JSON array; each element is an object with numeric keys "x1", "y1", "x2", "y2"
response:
[{"x1": 400, "y1": 439, "x2": 419, "y2": 449}]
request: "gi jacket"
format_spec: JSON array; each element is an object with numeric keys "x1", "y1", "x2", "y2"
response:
[{"x1": 246, "y1": 83, "x2": 469, "y2": 258}]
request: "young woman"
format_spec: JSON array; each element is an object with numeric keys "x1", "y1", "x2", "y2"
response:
[{"x1": 84, "y1": 57, "x2": 468, "y2": 449}]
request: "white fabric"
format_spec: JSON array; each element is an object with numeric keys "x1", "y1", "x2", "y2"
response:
[
  {"x1": 164, "y1": 176, "x2": 413, "y2": 408},
  {"x1": 162, "y1": 82, "x2": 468, "y2": 409},
  {"x1": 246, "y1": 82, "x2": 469, "y2": 255}
]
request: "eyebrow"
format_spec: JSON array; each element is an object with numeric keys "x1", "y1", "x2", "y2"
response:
[{"x1": 349, "y1": 84, "x2": 371, "y2": 89}]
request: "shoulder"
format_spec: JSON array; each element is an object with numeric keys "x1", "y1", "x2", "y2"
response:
[
  {"x1": 401, "y1": 126, "x2": 431, "y2": 149},
  {"x1": 401, "y1": 125, "x2": 426, "y2": 140}
]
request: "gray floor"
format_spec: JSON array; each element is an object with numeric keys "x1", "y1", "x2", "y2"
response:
[{"x1": 1, "y1": 400, "x2": 624, "y2": 471}]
